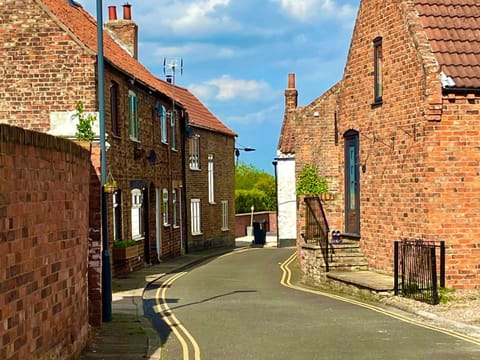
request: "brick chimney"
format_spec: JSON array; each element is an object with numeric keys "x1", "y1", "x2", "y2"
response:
[
  {"x1": 105, "y1": 4, "x2": 138, "y2": 59},
  {"x1": 285, "y1": 73, "x2": 298, "y2": 111}
]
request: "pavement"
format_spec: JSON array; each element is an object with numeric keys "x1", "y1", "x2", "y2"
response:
[{"x1": 80, "y1": 235, "x2": 480, "y2": 359}]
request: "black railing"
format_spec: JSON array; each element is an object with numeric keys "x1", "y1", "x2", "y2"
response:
[
  {"x1": 304, "y1": 196, "x2": 331, "y2": 271},
  {"x1": 394, "y1": 239, "x2": 445, "y2": 305}
]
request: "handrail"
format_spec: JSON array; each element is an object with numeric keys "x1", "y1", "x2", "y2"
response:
[{"x1": 304, "y1": 196, "x2": 331, "y2": 272}]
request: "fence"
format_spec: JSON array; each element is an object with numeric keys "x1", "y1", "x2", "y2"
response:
[
  {"x1": 394, "y1": 239, "x2": 445, "y2": 305},
  {"x1": 304, "y1": 196, "x2": 331, "y2": 271}
]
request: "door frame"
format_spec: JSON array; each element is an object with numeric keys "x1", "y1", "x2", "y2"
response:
[{"x1": 344, "y1": 130, "x2": 360, "y2": 235}]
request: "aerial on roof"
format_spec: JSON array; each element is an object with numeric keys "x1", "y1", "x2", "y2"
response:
[
  {"x1": 39, "y1": 0, "x2": 235, "y2": 135},
  {"x1": 414, "y1": 0, "x2": 480, "y2": 89}
]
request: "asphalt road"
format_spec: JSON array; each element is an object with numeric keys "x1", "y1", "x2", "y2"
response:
[{"x1": 143, "y1": 247, "x2": 480, "y2": 360}]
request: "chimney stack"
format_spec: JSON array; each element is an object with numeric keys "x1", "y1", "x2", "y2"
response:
[
  {"x1": 108, "y1": 6, "x2": 117, "y2": 21},
  {"x1": 105, "y1": 4, "x2": 138, "y2": 59},
  {"x1": 285, "y1": 73, "x2": 298, "y2": 109}
]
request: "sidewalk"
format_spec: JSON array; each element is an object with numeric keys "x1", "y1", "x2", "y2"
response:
[{"x1": 80, "y1": 237, "x2": 275, "y2": 360}]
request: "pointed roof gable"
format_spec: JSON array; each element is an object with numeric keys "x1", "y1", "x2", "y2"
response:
[
  {"x1": 414, "y1": 0, "x2": 480, "y2": 89},
  {"x1": 38, "y1": 0, "x2": 234, "y2": 135}
]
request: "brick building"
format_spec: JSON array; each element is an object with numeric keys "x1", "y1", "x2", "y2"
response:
[
  {"x1": 283, "y1": 0, "x2": 480, "y2": 289},
  {"x1": 0, "y1": 0, "x2": 236, "y2": 326}
]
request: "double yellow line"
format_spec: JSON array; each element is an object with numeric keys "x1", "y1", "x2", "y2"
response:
[
  {"x1": 280, "y1": 252, "x2": 480, "y2": 346},
  {"x1": 155, "y1": 272, "x2": 201, "y2": 360}
]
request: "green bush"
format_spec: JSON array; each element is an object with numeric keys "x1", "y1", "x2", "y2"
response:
[
  {"x1": 296, "y1": 164, "x2": 328, "y2": 195},
  {"x1": 235, "y1": 189, "x2": 268, "y2": 214},
  {"x1": 113, "y1": 240, "x2": 137, "y2": 248}
]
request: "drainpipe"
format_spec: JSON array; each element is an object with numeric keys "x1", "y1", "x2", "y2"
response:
[
  {"x1": 272, "y1": 160, "x2": 279, "y2": 248},
  {"x1": 97, "y1": 0, "x2": 112, "y2": 323}
]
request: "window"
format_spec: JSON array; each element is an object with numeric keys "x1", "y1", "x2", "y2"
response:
[
  {"x1": 189, "y1": 135, "x2": 200, "y2": 170},
  {"x1": 129, "y1": 91, "x2": 139, "y2": 140},
  {"x1": 162, "y1": 188, "x2": 169, "y2": 226},
  {"x1": 221, "y1": 200, "x2": 229, "y2": 230},
  {"x1": 208, "y1": 154, "x2": 214, "y2": 203},
  {"x1": 191, "y1": 199, "x2": 201, "y2": 235},
  {"x1": 110, "y1": 82, "x2": 120, "y2": 136},
  {"x1": 171, "y1": 110, "x2": 177, "y2": 150},
  {"x1": 160, "y1": 105, "x2": 168, "y2": 144},
  {"x1": 131, "y1": 189, "x2": 142, "y2": 239},
  {"x1": 113, "y1": 190, "x2": 123, "y2": 241},
  {"x1": 172, "y1": 188, "x2": 179, "y2": 227},
  {"x1": 373, "y1": 37, "x2": 383, "y2": 104}
]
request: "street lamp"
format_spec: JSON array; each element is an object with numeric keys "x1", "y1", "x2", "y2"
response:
[
  {"x1": 235, "y1": 146, "x2": 256, "y2": 165},
  {"x1": 97, "y1": 0, "x2": 112, "y2": 323}
]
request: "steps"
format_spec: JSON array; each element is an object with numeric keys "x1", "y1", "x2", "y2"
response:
[{"x1": 328, "y1": 240, "x2": 369, "y2": 271}]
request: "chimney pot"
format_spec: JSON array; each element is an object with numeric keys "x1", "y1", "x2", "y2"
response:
[
  {"x1": 288, "y1": 73, "x2": 296, "y2": 89},
  {"x1": 108, "y1": 6, "x2": 117, "y2": 21},
  {"x1": 123, "y1": 3, "x2": 132, "y2": 20}
]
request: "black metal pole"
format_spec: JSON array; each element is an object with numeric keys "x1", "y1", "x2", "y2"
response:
[
  {"x1": 394, "y1": 241, "x2": 399, "y2": 296},
  {"x1": 97, "y1": 0, "x2": 112, "y2": 322}
]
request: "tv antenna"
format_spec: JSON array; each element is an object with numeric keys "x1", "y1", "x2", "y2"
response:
[{"x1": 163, "y1": 57, "x2": 183, "y2": 85}]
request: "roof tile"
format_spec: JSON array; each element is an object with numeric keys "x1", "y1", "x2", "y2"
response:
[{"x1": 414, "y1": 0, "x2": 480, "y2": 89}]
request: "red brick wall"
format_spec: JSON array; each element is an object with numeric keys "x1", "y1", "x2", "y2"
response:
[
  {"x1": 424, "y1": 94, "x2": 480, "y2": 289},
  {"x1": 0, "y1": 125, "x2": 91, "y2": 360},
  {"x1": 185, "y1": 128, "x2": 235, "y2": 251},
  {"x1": 235, "y1": 211, "x2": 277, "y2": 237},
  {"x1": 0, "y1": 0, "x2": 97, "y2": 132}
]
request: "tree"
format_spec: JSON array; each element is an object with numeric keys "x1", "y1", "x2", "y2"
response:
[{"x1": 235, "y1": 162, "x2": 276, "y2": 213}]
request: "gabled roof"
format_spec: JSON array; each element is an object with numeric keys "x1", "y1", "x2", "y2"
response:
[
  {"x1": 415, "y1": 0, "x2": 480, "y2": 89},
  {"x1": 39, "y1": 0, "x2": 234, "y2": 135},
  {"x1": 277, "y1": 108, "x2": 296, "y2": 155},
  {"x1": 173, "y1": 85, "x2": 237, "y2": 136}
]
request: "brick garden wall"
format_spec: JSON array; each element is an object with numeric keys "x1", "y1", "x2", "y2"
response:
[{"x1": 0, "y1": 125, "x2": 91, "y2": 360}]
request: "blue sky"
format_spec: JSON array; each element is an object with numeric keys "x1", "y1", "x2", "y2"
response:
[{"x1": 81, "y1": 0, "x2": 359, "y2": 174}]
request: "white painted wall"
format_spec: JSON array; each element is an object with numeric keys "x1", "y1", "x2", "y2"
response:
[{"x1": 276, "y1": 154, "x2": 297, "y2": 241}]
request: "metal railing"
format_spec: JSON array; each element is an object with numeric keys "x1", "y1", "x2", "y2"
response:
[
  {"x1": 304, "y1": 196, "x2": 331, "y2": 271},
  {"x1": 394, "y1": 239, "x2": 445, "y2": 305}
]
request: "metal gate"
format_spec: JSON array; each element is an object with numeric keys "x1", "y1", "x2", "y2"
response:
[{"x1": 394, "y1": 239, "x2": 445, "y2": 305}]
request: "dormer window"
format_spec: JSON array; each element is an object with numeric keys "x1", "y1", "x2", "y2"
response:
[{"x1": 373, "y1": 37, "x2": 383, "y2": 105}]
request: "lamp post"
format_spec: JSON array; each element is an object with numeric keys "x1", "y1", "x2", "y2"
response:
[
  {"x1": 97, "y1": 0, "x2": 112, "y2": 323},
  {"x1": 234, "y1": 147, "x2": 256, "y2": 165}
]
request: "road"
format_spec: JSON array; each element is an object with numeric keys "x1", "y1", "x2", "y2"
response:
[{"x1": 143, "y1": 247, "x2": 480, "y2": 359}]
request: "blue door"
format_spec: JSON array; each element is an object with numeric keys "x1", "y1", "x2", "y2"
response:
[{"x1": 344, "y1": 131, "x2": 360, "y2": 235}]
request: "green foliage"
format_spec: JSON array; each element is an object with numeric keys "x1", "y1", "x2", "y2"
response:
[
  {"x1": 235, "y1": 162, "x2": 276, "y2": 213},
  {"x1": 438, "y1": 287, "x2": 455, "y2": 304},
  {"x1": 296, "y1": 164, "x2": 328, "y2": 195},
  {"x1": 113, "y1": 240, "x2": 137, "y2": 248},
  {"x1": 75, "y1": 101, "x2": 96, "y2": 141}
]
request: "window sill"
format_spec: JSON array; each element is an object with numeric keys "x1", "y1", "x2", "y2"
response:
[
  {"x1": 191, "y1": 232, "x2": 203, "y2": 236},
  {"x1": 132, "y1": 236, "x2": 144, "y2": 242},
  {"x1": 371, "y1": 99, "x2": 383, "y2": 108},
  {"x1": 189, "y1": 167, "x2": 201, "y2": 171},
  {"x1": 130, "y1": 137, "x2": 140, "y2": 143},
  {"x1": 163, "y1": 223, "x2": 170, "y2": 228},
  {"x1": 173, "y1": 225, "x2": 180, "y2": 229},
  {"x1": 221, "y1": 228, "x2": 229, "y2": 232},
  {"x1": 209, "y1": 201, "x2": 216, "y2": 205}
]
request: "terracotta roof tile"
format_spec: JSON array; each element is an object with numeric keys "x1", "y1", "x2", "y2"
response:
[
  {"x1": 277, "y1": 109, "x2": 296, "y2": 154},
  {"x1": 415, "y1": 0, "x2": 480, "y2": 89},
  {"x1": 40, "y1": 0, "x2": 234, "y2": 135}
]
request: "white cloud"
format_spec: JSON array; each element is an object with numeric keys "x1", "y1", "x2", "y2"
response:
[
  {"x1": 270, "y1": 0, "x2": 356, "y2": 22},
  {"x1": 225, "y1": 105, "x2": 282, "y2": 125},
  {"x1": 188, "y1": 75, "x2": 274, "y2": 101}
]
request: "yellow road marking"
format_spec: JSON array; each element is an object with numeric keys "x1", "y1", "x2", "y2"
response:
[
  {"x1": 280, "y1": 252, "x2": 480, "y2": 346},
  {"x1": 155, "y1": 272, "x2": 202, "y2": 360}
]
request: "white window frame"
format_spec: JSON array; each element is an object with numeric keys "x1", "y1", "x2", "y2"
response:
[
  {"x1": 162, "y1": 188, "x2": 169, "y2": 226},
  {"x1": 129, "y1": 90, "x2": 139, "y2": 141},
  {"x1": 160, "y1": 105, "x2": 168, "y2": 144},
  {"x1": 221, "y1": 200, "x2": 229, "y2": 231},
  {"x1": 172, "y1": 188, "x2": 179, "y2": 227},
  {"x1": 171, "y1": 110, "x2": 177, "y2": 150},
  {"x1": 131, "y1": 189, "x2": 143, "y2": 240},
  {"x1": 208, "y1": 154, "x2": 215, "y2": 203},
  {"x1": 190, "y1": 199, "x2": 201, "y2": 235},
  {"x1": 113, "y1": 190, "x2": 123, "y2": 241},
  {"x1": 189, "y1": 135, "x2": 200, "y2": 170}
]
